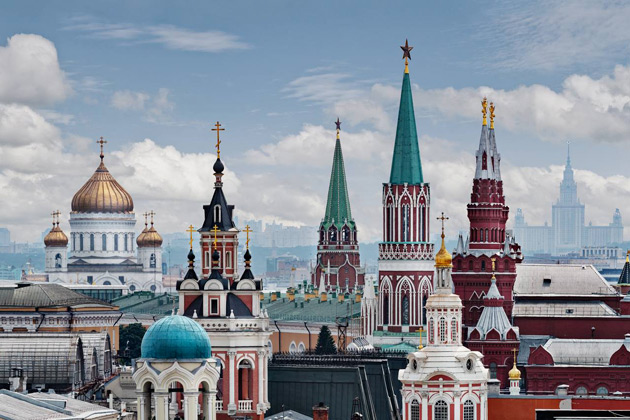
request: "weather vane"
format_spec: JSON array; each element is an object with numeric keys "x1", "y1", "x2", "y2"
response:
[
  {"x1": 211, "y1": 224, "x2": 219, "y2": 250},
  {"x1": 400, "y1": 39, "x2": 413, "y2": 73},
  {"x1": 211, "y1": 121, "x2": 224, "y2": 159},
  {"x1": 244, "y1": 225, "x2": 253, "y2": 249},
  {"x1": 96, "y1": 137, "x2": 107, "y2": 161},
  {"x1": 436, "y1": 212, "x2": 449, "y2": 237},
  {"x1": 186, "y1": 225, "x2": 195, "y2": 249}
]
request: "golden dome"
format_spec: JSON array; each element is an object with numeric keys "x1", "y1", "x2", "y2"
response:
[
  {"x1": 508, "y1": 362, "x2": 521, "y2": 380},
  {"x1": 435, "y1": 234, "x2": 452, "y2": 268},
  {"x1": 44, "y1": 225, "x2": 68, "y2": 247},
  {"x1": 137, "y1": 225, "x2": 163, "y2": 248},
  {"x1": 136, "y1": 224, "x2": 149, "y2": 247},
  {"x1": 71, "y1": 158, "x2": 133, "y2": 214}
]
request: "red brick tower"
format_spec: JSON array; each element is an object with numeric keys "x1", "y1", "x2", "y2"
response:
[{"x1": 452, "y1": 100, "x2": 522, "y2": 326}]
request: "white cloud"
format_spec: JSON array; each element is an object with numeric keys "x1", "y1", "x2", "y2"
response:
[
  {"x1": 65, "y1": 19, "x2": 249, "y2": 53},
  {"x1": 0, "y1": 34, "x2": 72, "y2": 105},
  {"x1": 110, "y1": 88, "x2": 174, "y2": 122},
  {"x1": 111, "y1": 90, "x2": 150, "y2": 110}
]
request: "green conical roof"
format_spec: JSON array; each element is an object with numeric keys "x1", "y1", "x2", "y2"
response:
[
  {"x1": 389, "y1": 71, "x2": 423, "y2": 185},
  {"x1": 323, "y1": 136, "x2": 354, "y2": 230}
]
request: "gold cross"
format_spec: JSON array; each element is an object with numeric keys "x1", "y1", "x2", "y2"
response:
[
  {"x1": 96, "y1": 137, "x2": 107, "y2": 160},
  {"x1": 436, "y1": 212, "x2": 449, "y2": 236},
  {"x1": 186, "y1": 225, "x2": 195, "y2": 249},
  {"x1": 243, "y1": 225, "x2": 253, "y2": 249},
  {"x1": 148, "y1": 210, "x2": 155, "y2": 225},
  {"x1": 416, "y1": 327, "x2": 424, "y2": 350},
  {"x1": 211, "y1": 224, "x2": 219, "y2": 249},
  {"x1": 211, "y1": 121, "x2": 224, "y2": 159}
]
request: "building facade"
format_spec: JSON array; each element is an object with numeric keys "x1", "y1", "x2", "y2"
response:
[
  {"x1": 311, "y1": 120, "x2": 365, "y2": 292},
  {"x1": 378, "y1": 46, "x2": 434, "y2": 333}
]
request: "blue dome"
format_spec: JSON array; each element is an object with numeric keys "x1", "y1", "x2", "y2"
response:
[{"x1": 141, "y1": 315, "x2": 211, "y2": 359}]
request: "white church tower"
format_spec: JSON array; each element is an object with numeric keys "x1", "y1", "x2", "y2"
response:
[
  {"x1": 44, "y1": 210, "x2": 68, "y2": 272},
  {"x1": 399, "y1": 214, "x2": 488, "y2": 420}
]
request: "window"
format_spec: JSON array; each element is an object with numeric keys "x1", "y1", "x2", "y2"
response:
[
  {"x1": 428, "y1": 319, "x2": 434, "y2": 344},
  {"x1": 289, "y1": 342, "x2": 297, "y2": 353},
  {"x1": 119, "y1": 276, "x2": 125, "y2": 284},
  {"x1": 489, "y1": 362, "x2": 497, "y2": 379},
  {"x1": 402, "y1": 204, "x2": 410, "y2": 242},
  {"x1": 469, "y1": 261, "x2": 473, "y2": 271},
  {"x1": 226, "y1": 251, "x2": 232, "y2": 269},
  {"x1": 129, "y1": 285, "x2": 136, "y2": 292},
  {"x1": 402, "y1": 295, "x2": 410, "y2": 325},
  {"x1": 411, "y1": 400, "x2": 420, "y2": 420},
  {"x1": 434, "y1": 400, "x2": 448, "y2": 420},
  {"x1": 102, "y1": 234, "x2": 107, "y2": 251},
  {"x1": 504, "y1": 260, "x2": 509, "y2": 271},
  {"x1": 124, "y1": 234, "x2": 128, "y2": 251},
  {"x1": 464, "y1": 400, "x2": 474, "y2": 420},
  {"x1": 55, "y1": 253, "x2": 62, "y2": 268},
  {"x1": 480, "y1": 229, "x2": 485, "y2": 242},
  {"x1": 383, "y1": 294, "x2": 389, "y2": 325},
  {"x1": 103, "y1": 281, "x2": 111, "y2": 285},
  {"x1": 214, "y1": 204, "x2": 221, "y2": 223},
  {"x1": 439, "y1": 317, "x2": 446, "y2": 343},
  {"x1": 451, "y1": 318, "x2": 457, "y2": 343},
  {"x1": 89, "y1": 234, "x2": 94, "y2": 251},
  {"x1": 481, "y1": 260, "x2": 486, "y2": 271},
  {"x1": 114, "y1": 234, "x2": 119, "y2": 251},
  {"x1": 596, "y1": 386, "x2": 608, "y2": 395},
  {"x1": 87, "y1": 276, "x2": 93, "y2": 284},
  {"x1": 575, "y1": 386, "x2": 588, "y2": 395},
  {"x1": 298, "y1": 342, "x2": 306, "y2": 353},
  {"x1": 150, "y1": 253, "x2": 156, "y2": 268},
  {"x1": 210, "y1": 298, "x2": 219, "y2": 315}
]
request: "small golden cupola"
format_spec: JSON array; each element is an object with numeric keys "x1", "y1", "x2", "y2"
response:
[
  {"x1": 137, "y1": 211, "x2": 163, "y2": 248},
  {"x1": 71, "y1": 137, "x2": 134, "y2": 214},
  {"x1": 508, "y1": 360, "x2": 521, "y2": 380},
  {"x1": 435, "y1": 212, "x2": 452, "y2": 268},
  {"x1": 44, "y1": 210, "x2": 68, "y2": 247},
  {"x1": 136, "y1": 212, "x2": 149, "y2": 247}
]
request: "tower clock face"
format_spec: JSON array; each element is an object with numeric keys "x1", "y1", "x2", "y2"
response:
[{"x1": 466, "y1": 358, "x2": 473, "y2": 371}]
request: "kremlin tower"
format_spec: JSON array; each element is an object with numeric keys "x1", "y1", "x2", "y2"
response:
[
  {"x1": 312, "y1": 118, "x2": 365, "y2": 292},
  {"x1": 451, "y1": 101, "x2": 522, "y2": 326},
  {"x1": 177, "y1": 122, "x2": 271, "y2": 420},
  {"x1": 399, "y1": 217, "x2": 488, "y2": 420},
  {"x1": 377, "y1": 40, "x2": 434, "y2": 333}
]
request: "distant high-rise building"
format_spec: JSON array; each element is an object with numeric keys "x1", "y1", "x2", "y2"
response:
[
  {"x1": 0, "y1": 228, "x2": 10, "y2": 247},
  {"x1": 514, "y1": 145, "x2": 623, "y2": 255}
]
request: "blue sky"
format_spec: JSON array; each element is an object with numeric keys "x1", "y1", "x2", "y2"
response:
[{"x1": 3, "y1": 0, "x2": 630, "y2": 243}]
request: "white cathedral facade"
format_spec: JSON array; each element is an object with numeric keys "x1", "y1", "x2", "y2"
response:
[{"x1": 44, "y1": 145, "x2": 163, "y2": 292}]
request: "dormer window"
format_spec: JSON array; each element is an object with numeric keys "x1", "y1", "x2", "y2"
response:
[{"x1": 214, "y1": 205, "x2": 221, "y2": 223}]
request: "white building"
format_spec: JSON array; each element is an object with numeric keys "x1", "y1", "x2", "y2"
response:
[{"x1": 44, "y1": 146, "x2": 163, "y2": 291}]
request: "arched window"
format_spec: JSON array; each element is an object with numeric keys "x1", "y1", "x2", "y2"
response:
[
  {"x1": 402, "y1": 204, "x2": 411, "y2": 242},
  {"x1": 575, "y1": 386, "x2": 588, "y2": 395},
  {"x1": 114, "y1": 234, "x2": 119, "y2": 251},
  {"x1": 485, "y1": 229, "x2": 489, "y2": 242},
  {"x1": 439, "y1": 317, "x2": 447, "y2": 343},
  {"x1": 434, "y1": 400, "x2": 448, "y2": 420},
  {"x1": 428, "y1": 318, "x2": 434, "y2": 344},
  {"x1": 481, "y1": 260, "x2": 486, "y2": 271},
  {"x1": 402, "y1": 295, "x2": 410, "y2": 325},
  {"x1": 298, "y1": 342, "x2": 306, "y2": 353},
  {"x1": 329, "y1": 228, "x2": 337, "y2": 242},
  {"x1": 267, "y1": 340, "x2": 273, "y2": 359},
  {"x1": 124, "y1": 233, "x2": 128, "y2": 251},
  {"x1": 411, "y1": 400, "x2": 420, "y2": 420},
  {"x1": 451, "y1": 318, "x2": 457, "y2": 343},
  {"x1": 150, "y1": 253, "x2": 156, "y2": 268},
  {"x1": 103, "y1": 281, "x2": 111, "y2": 285},
  {"x1": 469, "y1": 260, "x2": 473, "y2": 270},
  {"x1": 463, "y1": 400, "x2": 474, "y2": 420},
  {"x1": 54, "y1": 253, "x2": 62, "y2": 268},
  {"x1": 383, "y1": 294, "x2": 389, "y2": 325},
  {"x1": 489, "y1": 362, "x2": 497, "y2": 379},
  {"x1": 596, "y1": 386, "x2": 608, "y2": 395},
  {"x1": 480, "y1": 229, "x2": 485, "y2": 242},
  {"x1": 102, "y1": 234, "x2": 107, "y2": 251},
  {"x1": 89, "y1": 234, "x2": 94, "y2": 251},
  {"x1": 504, "y1": 260, "x2": 509, "y2": 271},
  {"x1": 214, "y1": 204, "x2": 221, "y2": 223},
  {"x1": 289, "y1": 342, "x2": 297, "y2": 353}
]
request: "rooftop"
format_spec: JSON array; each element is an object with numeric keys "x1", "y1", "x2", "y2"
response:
[
  {"x1": 0, "y1": 282, "x2": 115, "y2": 309},
  {"x1": 515, "y1": 264, "x2": 618, "y2": 296}
]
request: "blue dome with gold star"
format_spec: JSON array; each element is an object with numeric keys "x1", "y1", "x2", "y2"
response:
[{"x1": 141, "y1": 315, "x2": 211, "y2": 359}]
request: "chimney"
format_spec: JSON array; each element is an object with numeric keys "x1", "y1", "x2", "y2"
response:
[
  {"x1": 313, "y1": 401, "x2": 329, "y2": 420},
  {"x1": 9, "y1": 368, "x2": 27, "y2": 393}
]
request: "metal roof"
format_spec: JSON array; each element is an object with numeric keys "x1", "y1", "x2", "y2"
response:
[
  {"x1": 514, "y1": 264, "x2": 618, "y2": 296},
  {"x1": 0, "y1": 283, "x2": 114, "y2": 309}
]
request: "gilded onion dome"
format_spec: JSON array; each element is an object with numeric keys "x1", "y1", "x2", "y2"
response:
[
  {"x1": 435, "y1": 234, "x2": 452, "y2": 268},
  {"x1": 71, "y1": 145, "x2": 133, "y2": 213},
  {"x1": 137, "y1": 213, "x2": 162, "y2": 248},
  {"x1": 508, "y1": 361, "x2": 521, "y2": 380},
  {"x1": 44, "y1": 225, "x2": 68, "y2": 247},
  {"x1": 136, "y1": 218, "x2": 149, "y2": 247}
]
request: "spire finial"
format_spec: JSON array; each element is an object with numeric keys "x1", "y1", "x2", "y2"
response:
[
  {"x1": 186, "y1": 225, "x2": 195, "y2": 250},
  {"x1": 211, "y1": 121, "x2": 225, "y2": 159},
  {"x1": 211, "y1": 224, "x2": 219, "y2": 250},
  {"x1": 244, "y1": 224, "x2": 253, "y2": 250},
  {"x1": 54, "y1": 210, "x2": 61, "y2": 227},
  {"x1": 626, "y1": 249, "x2": 629, "y2": 263},
  {"x1": 400, "y1": 39, "x2": 413, "y2": 74},
  {"x1": 491, "y1": 257, "x2": 496, "y2": 280},
  {"x1": 149, "y1": 210, "x2": 155, "y2": 226},
  {"x1": 143, "y1": 212, "x2": 149, "y2": 228},
  {"x1": 437, "y1": 212, "x2": 449, "y2": 240},
  {"x1": 335, "y1": 118, "x2": 341, "y2": 140},
  {"x1": 96, "y1": 137, "x2": 107, "y2": 161},
  {"x1": 51, "y1": 211, "x2": 56, "y2": 227},
  {"x1": 567, "y1": 140, "x2": 571, "y2": 165},
  {"x1": 489, "y1": 102, "x2": 495, "y2": 129},
  {"x1": 481, "y1": 97, "x2": 488, "y2": 126},
  {"x1": 512, "y1": 348, "x2": 518, "y2": 366}
]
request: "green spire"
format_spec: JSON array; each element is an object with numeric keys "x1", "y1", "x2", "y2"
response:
[
  {"x1": 389, "y1": 70, "x2": 424, "y2": 185},
  {"x1": 323, "y1": 122, "x2": 354, "y2": 230}
]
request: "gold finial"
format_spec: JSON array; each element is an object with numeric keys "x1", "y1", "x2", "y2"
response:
[
  {"x1": 211, "y1": 121, "x2": 224, "y2": 159},
  {"x1": 149, "y1": 210, "x2": 155, "y2": 226},
  {"x1": 481, "y1": 97, "x2": 488, "y2": 126},
  {"x1": 211, "y1": 224, "x2": 219, "y2": 250},
  {"x1": 489, "y1": 102, "x2": 495, "y2": 129},
  {"x1": 335, "y1": 118, "x2": 341, "y2": 140},
  {"x1": 509, "y1": 347, "x2": 521, "y2": 380},
  {"x1": 437, "y1": 212, "x2": 449, "y2": 239},
  {"x1": 626, "y1": 250, "x2": 629, "y2": 263},
  {"x1": 186, "y1": 225, "x2": 195, "y2": 249},
  {"x1": 244, "y1": 225, "x2": 253, "y2": 250},
  {"x1": 96, "y1": 137, "x2": 108, "y2": 161},
  {"x1": 400, "y1": 39, "x2": 413, "y2": 74},
  {"x1": 417, "y1": 327, "x2": 424, "y2": 350},
  {"x1": 491, "y1": 257, "x2": 497, "y2": 280},
  {"x1": 435, "y1": 212, "x2": 452, "y2": 268}
]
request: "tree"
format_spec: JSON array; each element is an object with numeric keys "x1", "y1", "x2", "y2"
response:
[
  {"x1": 119, "y1": 323, "x2": 146, "y2": 364},
  {"x1": 315, "y1": 325, "x2": 337, "y2": 355}
]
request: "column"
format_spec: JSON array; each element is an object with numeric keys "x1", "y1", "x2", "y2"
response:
[
  {"x1": 453, "y1": 390, "x2": 461, "y2": 420},
  {"x1": 154, "y1": 392, "x2": 169, "y2": 420},
  {"x1": 480, "y1": 391, "x2": 487, "y2": 420},
  {"x1": 137, "y1": 392, "x2": 150, "y2": 420},
  {"x1": 204, "y1": 391, "x2": 217, "y2": 420},
  {"x1": 257, "y1": 350, "x2": 265, "y2": 412},
  {"x1": 421, "y1": 391, "x2": 429, "y2": 420},
  {"x1": 183, "y1": 391, "x2": 199, "y2": 420},
  {"x1": 264, "y1": 350, "x2": 269, "y2": 405},
  {"x1": 228, "y1": 350, "x2": 237, "y2": 413}
]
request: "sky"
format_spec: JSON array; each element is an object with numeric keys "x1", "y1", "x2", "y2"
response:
[{"x1": 3, "y1": 0, "x2": 630, "y2": 244}]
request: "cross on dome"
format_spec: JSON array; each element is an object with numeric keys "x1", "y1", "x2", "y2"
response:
[
  {"x1": 211, "y1": 224, "x2": 219, "y2": 249},
  {"x1": 211, "y1": 121, "x2": 224, "y2": 158},
  {"x1": 437, "y1": 212, "x2": 449, "y2": 238},
  {"x1": 243, "y1": 225, "x2": 253, "y2": 250},
  {"x1": 96, "y1": 137, "x2": 107, "y2": 161},
  {"x1": 186, "y1": 224, "x2": 195, "y2": 249}
]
